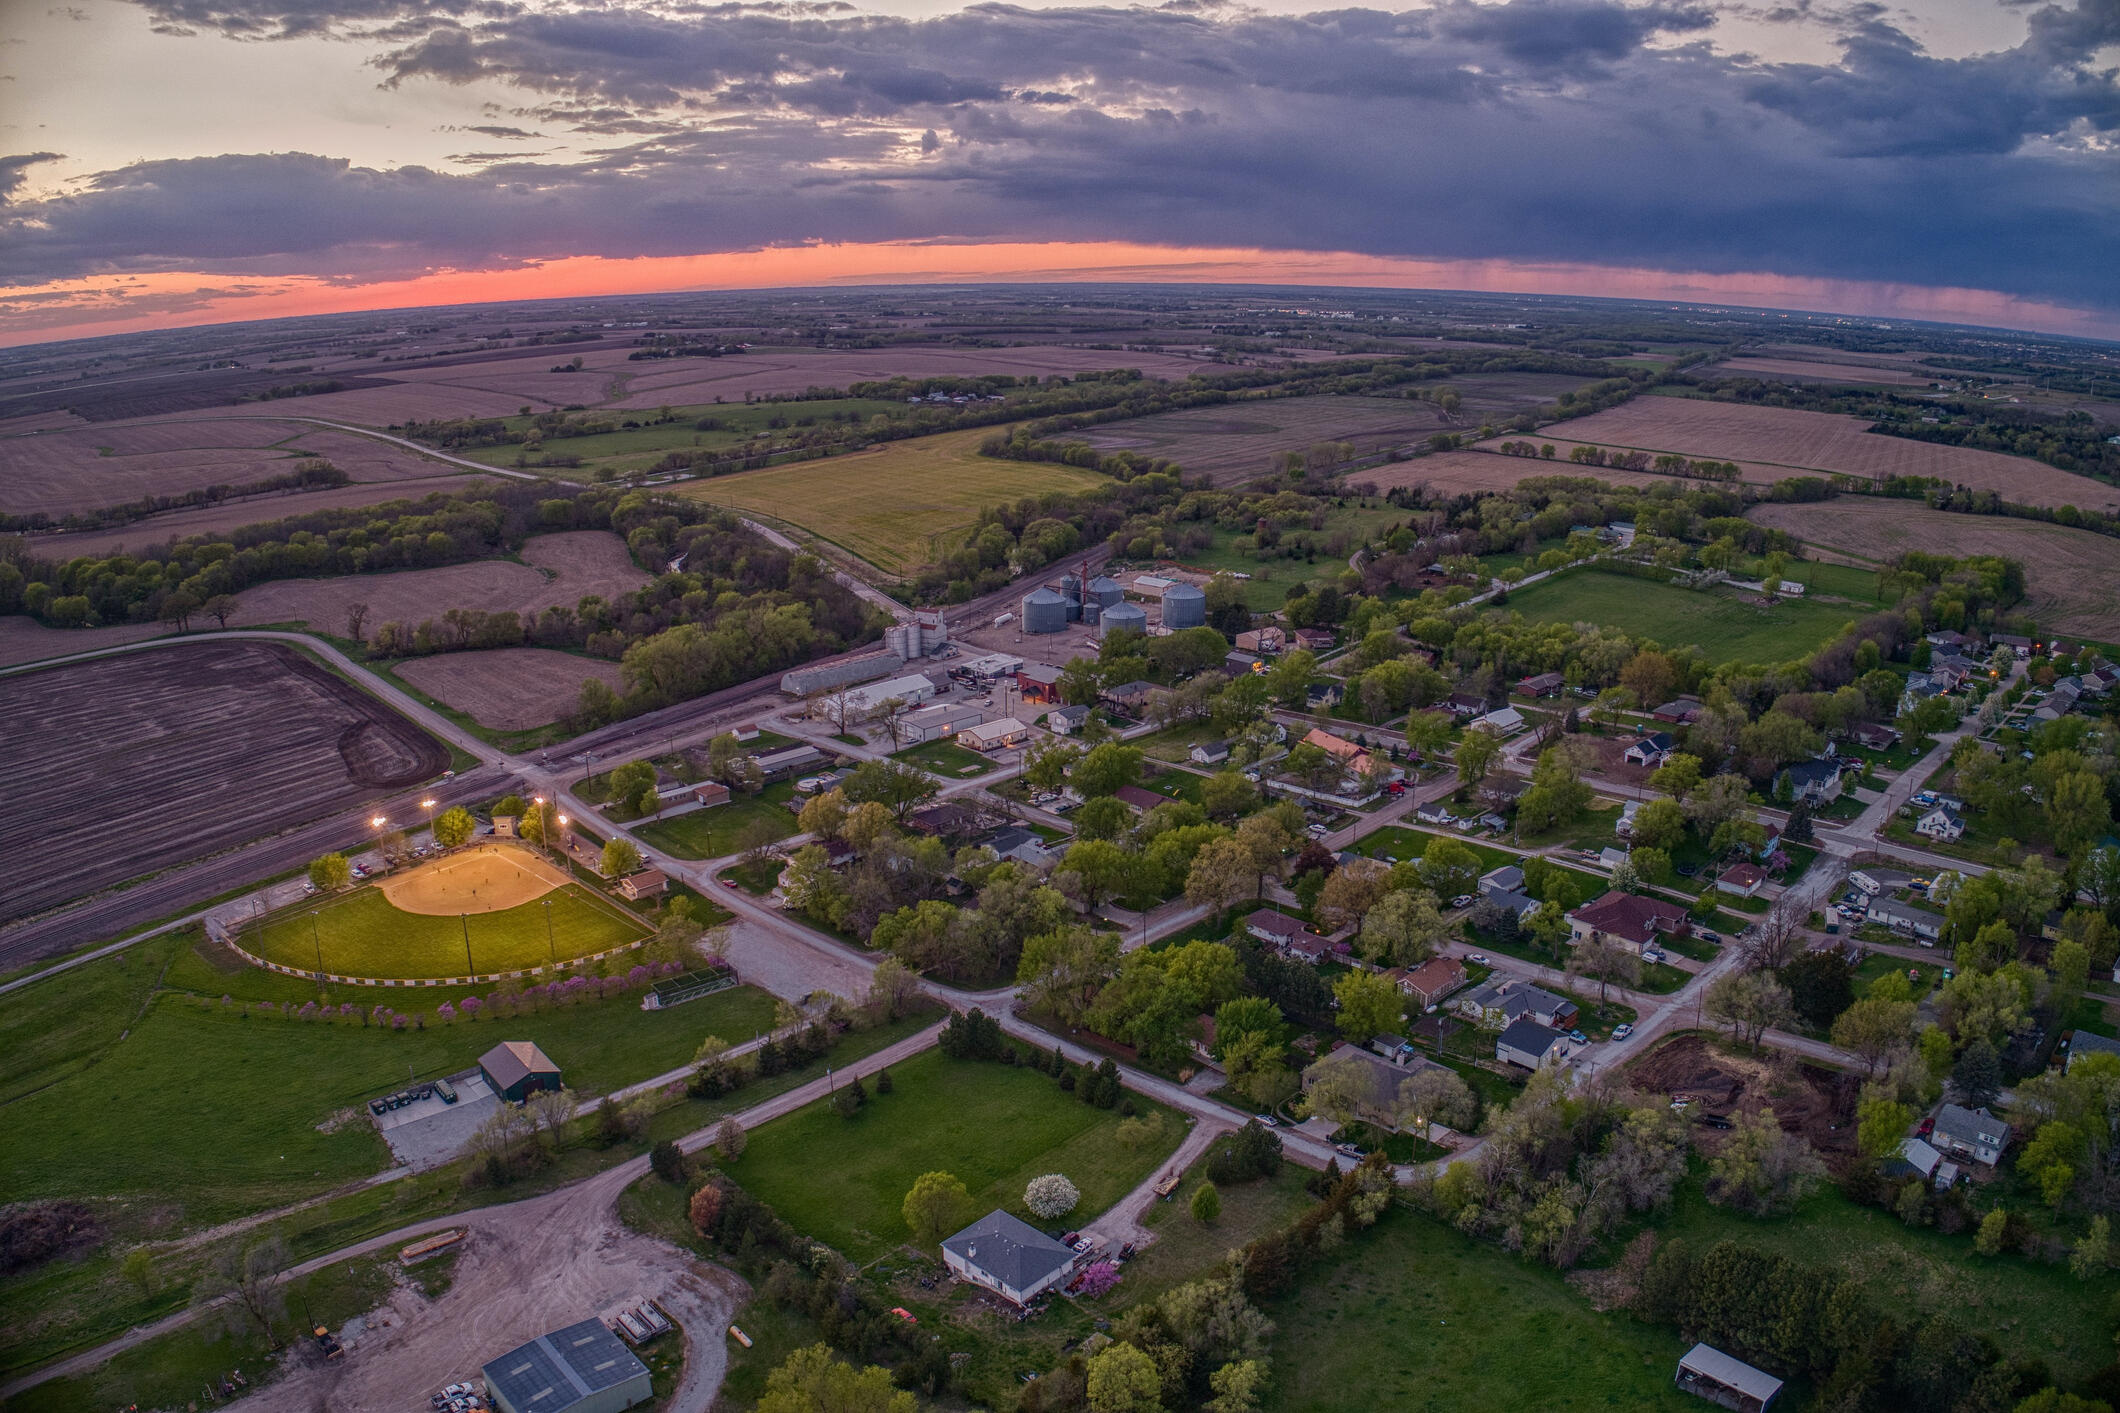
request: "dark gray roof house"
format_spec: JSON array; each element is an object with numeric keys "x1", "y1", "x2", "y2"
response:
[
  {"x1": 482, "y1": 1317, "x2": 651, "y2": 1413},
  {"x1": 1932, "y1": 1103, "x2": 2010, "y2": 1165},
  {"x1": 2069, "y1": 1030, "x2": 2120, "y2": 1071},
  {"x1": 942, "y1": 1210, "x2": 1076, "y2": 1305},
  {"x1": 1497, "y1": 1017, "x2": 1570, "y2": 1069}
]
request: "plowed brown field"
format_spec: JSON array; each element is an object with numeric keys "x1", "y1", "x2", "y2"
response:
[
  {"x1": 1528, "y1": 398, "x2": 2119, "y2": 511},
  {"x1": 22, "y1": 474, "x2": 498, "y2": 559},
  {"x1": 0, "y1": 640, "x2": 447, "y2": 920},
  {"x1": 608, "y1": 344, "x2": 1224, "y2": 408},
  {"x1": 1347, "y1": 449, "x2": 1668, "y2": 496},
  {"x1": 396, "y1": 648, "x2": 624, "y2": 731},
  {"x1": 1748, "y1": 498, "x2": 2120, "y2": 642}
]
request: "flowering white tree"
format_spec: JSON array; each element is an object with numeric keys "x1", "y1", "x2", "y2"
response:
[{"x1": 1025, "y1": 1173, "x2": 1080, "y2": 1219}]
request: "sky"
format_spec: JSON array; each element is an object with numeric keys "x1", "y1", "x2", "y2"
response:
[{"x1": 2, "y1": 0, "x2": 2117, "y2": 346}]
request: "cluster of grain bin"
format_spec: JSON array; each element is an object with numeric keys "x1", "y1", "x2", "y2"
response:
[
  {"x1": 1021, "y1": 586, "x2": 1071, "y2": 634},
  {"x1": 883, "y1": 610, "x2": 949, "y2": 660},
  {"x1": 1162, "y1": 582, "x2": 1207, "y2": 629},
  {"x1": 1100, "y1": 601, "x2": 1149, "y2": 636}
]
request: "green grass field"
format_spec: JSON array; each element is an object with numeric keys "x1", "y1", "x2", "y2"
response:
[
  {"x1": 0, "y1": 936, "x2": 779, "y2": 1231},
  {"x1": 636, "y1": 783, "x2": 799, "y2": 860},
  {"x1": 895, "y1": 738, "x2": 994, "y2": 778},
  {"x1": 452, "y1": 397, "x2": 909, "y2": 477},
  {"x1": 244, "y1": 879, "x2": 645, "y2": 980},
  {"x1": 677, "y1": 426, "x2": 1107, "y2": 573},
  {"x1": 1501, "y1": 570, "x2": 1855, "y2": 665},
  {"x1": 1260, "y1": 1210, "x2": 1698, "y2": 1413},
  {"x1": 720, "y1": 1049, "x2": 1184, "y2": 1261}
]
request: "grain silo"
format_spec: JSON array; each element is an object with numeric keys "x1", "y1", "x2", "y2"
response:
[
  {"x1": 1022, "y1": 587, "x2": 1070, "y2": 634},
  {"x1": 1100, "y1": 601, "x2": 1148, "y2": 637},
  {"x1": 1087, "y1": 575, "x2": 1125, "y2": 609},
  {"x1": 1162, "y1": 582, "x2": 1207, "y2": 630}
]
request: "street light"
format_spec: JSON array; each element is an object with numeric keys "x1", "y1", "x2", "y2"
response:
[{"x1": 420, "y1": 797, "x2": 437, "y2": 841}]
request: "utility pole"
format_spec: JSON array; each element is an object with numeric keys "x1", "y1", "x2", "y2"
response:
[{"x1": 462, "y1": 913, "x2": 474, "y2": 977}]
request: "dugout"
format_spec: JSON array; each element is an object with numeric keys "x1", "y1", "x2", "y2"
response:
[{"x1": 480, "y1": 1040, "x2": 563, "y2": 1103}]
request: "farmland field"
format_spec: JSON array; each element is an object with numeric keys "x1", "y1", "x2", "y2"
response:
[
  {"x1": 230, "y1": 529, "x2": 649, "y2": 631},
  {"x1": 1749, "y1": 497, "x2": 2120, "y2": 641},
  {"x1": 720, "y1": 1048, "x2": 1182, "y2": 1261},
  {"x1": 1515, "y1": 397, "x2": 2120, "y2": 512},
  {"x1": 606, "y1": 344, "x2": 1223, "y2": 409},
  {"x1": 448, "y1": 396, "x2": 908, "y2": 479},
  {"x1": 20, "y1": 474, "x2": 499, "y2": 559},
  {"x1": 1349, "y1": 449, "x2": 1670, "y2": 497},
  {"x1": 1076, "y1": 395, "x2": 1452, "y2": 484},
  {"x1": 395, "y1": 647, "x2": 624, "y2": 731},
  {"x1": 0, "y1": 614, "x2": 167, "y2": 667},
  {"x1": 676, "y1": 426, "x2": 1106, "y2": 573},
  {"x1": 1707, "y1": 356, "x2": 1936, "y2": 386},
  {"x1": 1500, "y1": 569, "x2": 1855, "y2": 664},
  {"x1": 0, "y1": 640, "x2": 447, "y2": 922},
  {"x1": 0, "y1": 416, "x2": 454, "y2": 517}
]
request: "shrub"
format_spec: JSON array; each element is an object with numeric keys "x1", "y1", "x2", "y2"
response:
[
  {"x1": 689, "y1": 1183, "x2": 725, "y2": 1237},
  {"x1": 651, "y1": 1140, "x2": 688, "y2": 1184},
  {"x1": 1192, "y1": 1181, "x2": 1222, "y2": 1224}
]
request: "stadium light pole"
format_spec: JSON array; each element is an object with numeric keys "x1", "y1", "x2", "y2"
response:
[
  {"x1": 461, "y1": 913, "x2": 473, "y2": 978},
  {"x1": 533, "y1": 795, "x2": 552, "y2": 861},
  {"x1": 370, "y1": 814, "x2": 386, "y2": 867},
  {"x1": 420, "y1": 797, "x2": 437, "y2": 842},
  {"x1": 543, "y1": 899, "x2": 555, "y2": 970}
]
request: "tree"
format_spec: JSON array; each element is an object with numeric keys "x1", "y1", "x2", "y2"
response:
[
  {"x1": 1018, "y1": 927, "x2": 1119, "y2": 1026},
  {"x1": 1831, "y1": 995, "x2": 1918, "y2": 1075},
  {"x1": 1191, "y1": 1181, "x2": 1222, "y2": 1223},
  {"x1": 797, "y1": 788, "x2": 849, "y2": 840},
  {"x1": 1705, "y1": 970, "x2": 1793, "y2": 1049},
  {"x1": 1567, "y1": 934, "x2": 1641, "y2": 1004},
  {"x1": 344, "y1": 601, "x2": 370, "y2": 642},
  {"x1": 1075, "y1": 795, "x2": 1135, "y2": 842},
  {"x1": 1398, "y1": 1065, "x2": 1477, "y2": 1131},
  {"x1": 1780, "y1": 948, "x2": 1856, "y2": 1028},
  {"x1": 2072, "y1": 1215, "x2": 2111, "y2": 1281},
  {"x1": 121, "y1": 1247, "x2": 157, "y2": 1299},
  {"x1": 1199, "y1": 770, "x2": 1258, "y2": 822},
  {"x1": 1232, "y1": 812, "x2": 1295, "y2": 897},
  {"x1": 602, "y1": 837, "x2": 643, "y2": 879},
  {"x1": 1316, "y1": 860, "x2": 1390, "y2": 932},
  {"x1": 1952, "y1": 1038, "x2": 2004, "y2": 1108},
  {"x1": 1087, "y1": 1342, "x2": 1164, "y2": 1413},
  {"x1": 843, "y1": 758, "x2": 938, "y2": 820},
  {"x1": 1356, "y1": 888, "x2": 1448, "y2": 968},
  {"x1": 2014, "y1": 1391, "x2": 2110, "y2": 1413},
  {"x1": 1417, "y1": 837, "x2": 1482, "y2": 900},
  {"x1": 1334, "y1": 969, "x2": 1403, "y2": 1042},
  {"x1": 1452, "y1": 727, "x2": 1501, "y2": 789},
  {"x1": 1705, "y1": 1108, "x2": 1825, "y2": 1215},
  {"x1": 432, "y1": 805, "x2": 475, "y2": 849},
  {"x1": 1074, "y1": 743, "x2": 1146, "y2": 799},
  {"x1": 865, "y1": 957, "x2": 923, "y2": 1021},
  {"x1": 841, "y1": 801, "x2": 894, "y2": 854},
  {"x1": 1059, "y1": 838, "x2": 1141, "y2": 910},
  {"x1": 1205, "y1": 1360, "x2": 1269, "y2": 1413},
  {"x1": 715, "y1": 1114, "x2": 747, "y2": 1160},
  {"x1": 1027, "y1": 1173, "x2": 1080, "y2": 1219},
  {"x1": 308, "y1": 852, "x2": 352, "y2": 891},
  {"x1": 195, "y1": 1232, "x2": 290, "y2": 1346},
  {"x1": 757, "y1": 1344, "x2": 917, "y2": 1413},
  {"x1": 1517, "y1": 743, "x2": 1592, "y2": 833},
  {"x1": 650, "y1": 1139, "x2": 687, "y2": 1183},
  {"x1": 159, "y1": 589, "x2": 201, "y2": 631},
  {"x1": 202, "y1": 593, "x2": 238, "y2": 629},
  {"x1": 903, "y1": 1170, "x2": 973, "y2": 1244},
  {"x1": 1025, "y1": 738, "x2": 1081, "y2": 792},
  {"x1": 1629, "y1": 798, "x2": 1687, "y2": 851},
  {"x1": 1855, "y1": 1094, "x2": 1913, "y2": 1161}
]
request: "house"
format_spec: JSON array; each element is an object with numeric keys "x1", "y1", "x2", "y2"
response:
[
  {"x1": 731, "y1": 723, "x2": 761, "y2": 743},
  {"x1": 1305, "y1": 681, "x2": 1345, "y2": 711},
  {"x1": 1416, "y1": 800, "x2": 1457, "y2": 826},
  {"x1": 941, "y1": 1210, "x2": 1078, "y2": 1305},
  {"x1": 1455, "y1": 977, "x2": 1576, "y2": 1030},
  {"x1": 1752, "y1": 821, "x2": 1782, "y2": 861},
  {"x1": 981, "y1": 827, "x2": 1063, "y2": 871},
  {"x1": 1302, "y1": 727, "x2": 1373, "y2": 777},
  {"x1": 1915, "y1": 806, "x2": 1966, "y2": 843},
  {"x1": 1395, "y1": 956, "x2": 1468, "y2": 1009},
  {"x1": 1235, "y1": 627, "x2": 1285, "y2": 654},
  {"x1": 616, "y1": 868, "x2": 668, "y2": 902},
  {"x1": 1129, "y1": 573, "x2": 1176, "y2": 600},
  {"x1": 1190, "y1": 739, "x2": 1232, "y2": 766},
  {"x1": 1224, "y1": 650, "x2": 1267, "y2": 676},
  {"x1": 1113, "y1": 784, "x2": 1170, "y2": 813},
  {"x1": 904, "y1": 802, "x2": 981, "y2": 838},
  {"x1": 1886, "y1": 1135, "x2": 1943, "y2": 1183},
  {"x1": 1301, "y1": 1044, "x2": 1442, "y2": 1131},
  {"x1": 1471, "y1": 706, "x2": 1526, "y2": 736},
  {"x1": 1101, "y1": 680, "x2": 1158, "y2": 715},
  {"x1": 901, "y1": 702, "x2": 984, "y2": 744},
  {"x1": 1191, "y1": 1013, "x2": 1221, "y2": 1068},
  {"x1": 1931, "y1": 1103, "x2": 2010, "y2": 1166},
  {"x1": 1567, "y1": 890, "x2": 1691, "y2": 954},
  {"x1": 1497, "y1": 1017, "x2": 1570, "y2": 1069},
  {"x1": 479, "y1": 1040, "x2": 563, "y2": 1103},
  {"x1": 1483, "y1": 889, "x2": 1541, "y2": 923},
  {"x1": 1598, "y1": 846, "x2": 1631, "y2": 874},
  {"x1": 1624, "y1": 731, "x2": 1676, "y2": 766},
  {"x1": 2068, "y1": 1031, "x2": 2120, "y2": 1072},
  {"x1": 1851, "y1": 722, "x2": 1900, "y2": 750},
  {"x1": 492, "y1": 814, "x2": 519, "y2": 837},
  {"x1": 1517, "y1": 671, "x2": 1565, "y2": 698},
  {"x1": 1866, "y1": 896, "x2": 1946, "y2": 940},
  {"x1": 753, "y1": 744, "x2": 828, "y2": 782},
  {"x1": 1615, "y1": 799, "x2": 1642, "y2": 839},
  {"x1": 1774, "y1": 759, "x2": 1843, "y2": 806},
  {"x1": 1016, "y1": 662, "x2": 1066, "y2": 702},
  {"x1": 1292, "y1": 627, "x2": 1336, "y2": 652},
  {"x1": 1992, "y1": 633, "x2": 2033, "y2": 657},
  {"x1": 1716, "y1": 863, "x2": 1766, "y2": 898},
  {"x1": 1479, "y1": 864, "x2": 1525, "y2": 898},
  {"x1": 959, "y1": 717, "x2": 1032, "y2": 752},
  {"x1": 482, "y1": 1318, "x2": 652, "y2": 1413},
  {"x1": 1369, "y1": 1032, "x2": 1417, "y2": 1063},
  {"x1": 1675, "y1": 1343, "x2": 1783, "y2": 1413},
  {"x1": 1651, "y1": 696, "x2": 1703, "y2": 725},
  {"x1": 1044, "y1": 704, "x2": 1090, "y2": 735},
  {"x1": 1443, "y1": 691, "x2": 1488, "y2": 721},
  {"x1": 691, "y1": 781, "x2": 731, "y2": 810},
  {"x1": 1245, "y1": 909, "x2": 1316, "y2": 953}
]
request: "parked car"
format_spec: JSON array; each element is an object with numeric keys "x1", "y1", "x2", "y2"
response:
[
  {"x1": 1253, "y1": 1113, "x2": 1279, "y2": 1128},
  {"x1": 1611, "y1": 1023, "x2": 1634, "y2": 1041},
  {"x1": 1468, "y1": 953, "x2": 1490, "y2": 965},
  {"x1": 1698, "y1": 930, "x2": 1720, "y2": 943},
  {"x1": 1450, "y1": 894, "x2": 1474, "y2": 908},
  {"x1": 1334, "y1": 1142, "x2": 1364, "y2": 1156},
  {"x1": 1567, "y1": 1029, "x2": 1588, "y2": 1044}
]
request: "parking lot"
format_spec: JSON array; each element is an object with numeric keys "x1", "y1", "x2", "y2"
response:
[{"x1": 376, "y1": 1071, "x2": 497, "y2": 1170}]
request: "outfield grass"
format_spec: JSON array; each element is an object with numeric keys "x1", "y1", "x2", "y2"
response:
[
  {"x1": 0, "y1": 969, "x2": 779, "y2": 1228},
  {"x1": 895, "y1": 738, "x2": 994, "y2": 778},
  {"x1": 1500, "y1": 569, "x2": 1855, "y2": 665},
  {"x1": 1260, "y1": 1210, "x2": 1698, "y2": 1412},
  {"x1": 721, "y1": 1049, "x2": 1184, "y2": 1261},
  {"x1": 244, "y1": 879, "x2": 645, "y2": 980},
  {"x1": 636, "y1": 784, "x2": 799, "y2": 860},
  {"x1": 678, "y1": 426, "x2": 1108, "y2": 573}
]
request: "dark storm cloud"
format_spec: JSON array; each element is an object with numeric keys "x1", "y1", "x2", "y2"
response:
[
  {"x1": 21, "y1": 0, "x2": 2120, "y2": 311},
  {"x1": 0, "y1": 152, "x2": 62, "y2": 203}
]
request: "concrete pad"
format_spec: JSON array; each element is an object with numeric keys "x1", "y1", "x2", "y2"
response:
[{"x1": 377, "y1": 1072, "x2": 498, "y2": 1170}]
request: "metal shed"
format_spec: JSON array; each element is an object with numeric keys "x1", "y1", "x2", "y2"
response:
[
  {"x1": 1675, "y1": 1343, "x2": 1783, "y2": 1412},
  {"x1": 483, "y1": 1318, "x2": 652, "y2": 1413}
]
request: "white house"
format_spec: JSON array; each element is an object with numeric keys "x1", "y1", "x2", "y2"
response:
[
  {"x1": 959, "y1": 717, "x2": 1032, "y2": 751},
  {"x1": 1915, "y1": 806, "x2": 1966, "y2": 843},
  {"x1": 1496, "y1": 1018, "x2": 1570, "y2": 1070},
  {"x1": 941, "y1": 1211, "x2": 1077, "y2": 1305},
  {"x1": 1471, "y1": 706, "x2": 1527, "y2": 736},
  {"x1": 1931, "y1": 1104, "x2": 2009, "y2": 1166}
]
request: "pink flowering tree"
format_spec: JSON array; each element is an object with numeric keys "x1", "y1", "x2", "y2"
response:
[
  {"x1": 437, "y1": 1001, "x2": 456, "y2": 1024},
  {"x1": 459, "y1": 994, "x2": 482, "y2": 1020},
  {"x1": 1077, "y1": 1261, "x2": 1121, "y2": 1298}
]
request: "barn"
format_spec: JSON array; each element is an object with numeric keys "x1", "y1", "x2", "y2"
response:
[{"x1": 479, "y1": 1040, "x2": 563, "y2": 1103}]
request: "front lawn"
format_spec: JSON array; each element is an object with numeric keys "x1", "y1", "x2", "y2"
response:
[
  {"x1": 1119, "y1": 1164, "x2": 1319, "y2": 1303},
  {"x1": 894, "y1": 738, "x2": 994, "y2": 778},
  {"x1": 636, "y1": 783, "x2": 799, "y2": 860},
  {"x1": 719, "y1": 1048, "x2": 1185, "y2": 1261}
]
